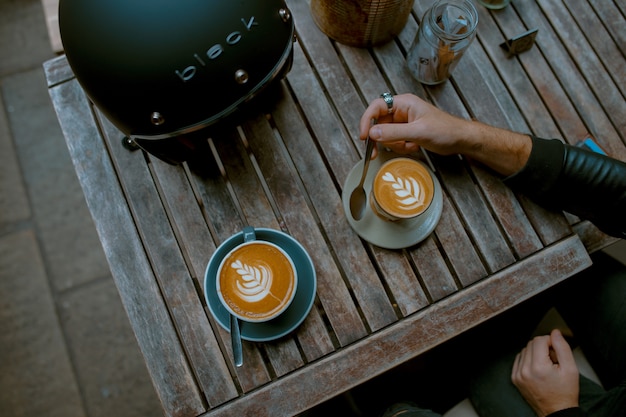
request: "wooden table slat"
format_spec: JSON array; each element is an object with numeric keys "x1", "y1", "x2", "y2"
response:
[
  {"x1": 97, "y1": 114, "x2": 239, "y2": 406},
  {"x1": 567, "y1": 1, "x2": 626, "y2": 99},
  {"x1": 474, "y1": 6, "x2": 563, "y2": 139},
  {"x1": 211, "y1": 127, "x2": 282, "y2": 230},
  {"x1": 286, "y1": 0, "x2": 367, "y2": 146},
  {"x1": 410, "y1": 235, "x2": 459, "y2": 302},
  {"x1": 430, "y1": 159, "x2": 517, "y2": 273},
  {"x1": 519, "y1": 2, "x2": 625, "y2": 157},
  {"x1": 370, "y1": 245, "x2": 431, "y2": 317},
  {"x1": 149, "y1": 158, "x2": 215, "y2": 282},
  {"x1": 287, "y1": 44, "x2": 360, "y2": 182},
  {"x1": 253, "y1": 85, "x2": 370, "y2": 345},
  {"x1": 432, "y1": 190, "x2": 489, "y2": 288},
  {"x1": 48, "y1": 80, "x2": 206, "y2": 417},
  {"x1": 257, "y1": 92, "x2": 401, "y2": 333},
  {"x1": 589, "y1": 0, "x2": 626, "y2": 58},
  {"x1": 43, "y1": 55, "x2": 73, "y2": 88},
  {"x1": 150, "y1": 134, "x2": 277, "y2": 393},
  {"x1": 472, "y1": 166, "x2": 546, "y2": 258},
  {"x1": 291, "y1": 304, "x2": 336, "y2": 362},
  {"x1": 539, "y1": 0, "x2": 626, "y2": 138}
]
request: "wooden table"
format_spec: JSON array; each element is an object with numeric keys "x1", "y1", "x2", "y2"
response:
[{"x1": 44, "y1": 1, "x2": 624, "y2": 416}]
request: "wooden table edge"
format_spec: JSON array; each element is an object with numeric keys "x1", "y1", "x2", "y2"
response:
[{"x1": 202, "y1": 235, "x2": 590, "y2": 417}]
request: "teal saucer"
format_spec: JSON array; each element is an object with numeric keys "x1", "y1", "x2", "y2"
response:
[{"x1": 204, "y1": 228, "x2": 316, "y2": 342}]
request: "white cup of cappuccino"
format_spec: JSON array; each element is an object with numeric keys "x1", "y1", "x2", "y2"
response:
[
  {"x1": 370, "y1": 157, "x2": 435, "y2": 222},
  {"x1": 216, "y1": 237, "x2": 298, "y2": 323}
]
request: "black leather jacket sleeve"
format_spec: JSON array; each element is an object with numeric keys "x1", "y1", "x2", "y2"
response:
[
  {"x1": 547, "y1": 407, "x2": 586, "y2": 417},
  {"x1": 504, "y1": 136, "x2": 626, "y2": 239}
]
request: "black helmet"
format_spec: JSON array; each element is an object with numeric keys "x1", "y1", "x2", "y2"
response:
[{"x1": 59, "y1": 0, "x2": 294, "y2": 148}]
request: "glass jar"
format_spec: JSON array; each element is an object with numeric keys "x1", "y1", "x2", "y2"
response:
[
  {"x1": 477, "y1": 0, "x2": 510, "y2": 10},
  {"x1": 406, "y1": 0, "x2": 478, "y2": 85}
]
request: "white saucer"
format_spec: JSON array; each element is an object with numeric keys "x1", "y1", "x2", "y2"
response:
[{"x1": 341, "y1": 150, "x2": 443, "y2": 249}]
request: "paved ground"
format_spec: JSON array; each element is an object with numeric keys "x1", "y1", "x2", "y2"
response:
[
  {"x1": 0, "y1": 1, "x2": 162, "y2": 416},
  {"x1": 1, "y1": 2, "x2": 624, "y2": 417}
]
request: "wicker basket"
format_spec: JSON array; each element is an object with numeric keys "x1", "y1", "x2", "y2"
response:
[{"x1": 310, "y1": 0, "x2": 415, "y2": 47}]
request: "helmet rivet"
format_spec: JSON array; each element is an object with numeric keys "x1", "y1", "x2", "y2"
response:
[
  {"x1": 279, "y1": 8, "x2": 291, "y2": 23},
  {"x1": 235, "y1": 69, "x2": 249, "y2": 85},
  {"x1": 150, "y1": 112, "x2": 165, "y2": 126}
]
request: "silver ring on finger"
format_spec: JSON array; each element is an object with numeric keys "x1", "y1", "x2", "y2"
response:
[{"x1": 381, "y1": 92, "x2": 394, "y2": 114}]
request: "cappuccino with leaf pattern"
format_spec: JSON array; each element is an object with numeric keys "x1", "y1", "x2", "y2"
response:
[
  {"x1": 371, "y1": 158, "x2": 435, "y2": 221},
  {"x1": 217, "y1": 241, "x2": 297, "y2": 322}
]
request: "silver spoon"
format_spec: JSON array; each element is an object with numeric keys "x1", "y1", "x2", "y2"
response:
[
  {"x1": 349, "y1": 136, "x2": 376, "y2": 220},
  {"x1": 231, "y1": 313, "x2": 243, "y2": 367},
  {"x1": 229, "y1": 226, "x2": 256, "y2": 367}
]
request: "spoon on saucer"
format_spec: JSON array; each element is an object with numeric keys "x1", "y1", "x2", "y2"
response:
[
  {"x1": 349, "y1": 136, "x2": 376, "y2": 220},
  {"x1": 229, "y1": 226, "x2": 256, "y2": 367},
  {"x1": 231, "y1": 313, "x2": 243, "y2": 367}
]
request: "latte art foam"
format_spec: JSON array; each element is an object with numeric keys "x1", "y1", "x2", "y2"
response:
[
  {"x1": 229, "y1": 259, "x2": 278, "y2": 303},
  {"x1": 371, "y1": 158, "x2": 435, "y2": 220},
  {"x1": 217, "y1": 241, "x2": 296, "y2": 322},
  {"x1": 380, "y1": 171, "x2": 425, "y2": 212}
]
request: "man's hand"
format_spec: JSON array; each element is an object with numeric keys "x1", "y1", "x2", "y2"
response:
[
  {"x1": 358, "y1": 93, "x2": 532, "y2": 176},
  {"x1": 511, "y1": 329, "x2": 580, "y2": 417}
]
